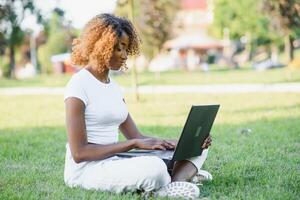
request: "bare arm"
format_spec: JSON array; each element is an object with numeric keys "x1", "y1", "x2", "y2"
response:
[
  {"x1": 65, "y1": 98, "x2": 136, "y2": 163},
  {"x1": 119, "y1": 113, "x2": 175, "y2": 149},
  {"x1": 65, "y1": 98, "x2": 172, "y2": 163},
  {"x1": 119, "y1": 113, "x2": 146, "y2": 139},
  {"x1": 118, "y1": 105, "x2": 212, "y2": 150}
]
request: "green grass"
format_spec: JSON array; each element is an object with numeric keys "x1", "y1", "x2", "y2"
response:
[
  {"x1": 0, "y1": 67, "x2": 299, "y2": 88},
  {"x1": 0, "y1": 73, "x2": 72, "y2": 88},
  {"x1": 0, "y1": 92, "x2": 299, "y2": 199}
]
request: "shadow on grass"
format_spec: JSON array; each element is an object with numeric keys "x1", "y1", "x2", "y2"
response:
[{"x1": 0, "y1": 115, "x2": 299, "y2": 199}]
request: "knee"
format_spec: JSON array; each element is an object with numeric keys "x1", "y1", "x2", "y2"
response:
[
  {"x1": 146, "y1": 156, "x2": 169, "y2": 177},
  {"x1": 141, "y1": 156, "x2": 171, "y2": 188}
]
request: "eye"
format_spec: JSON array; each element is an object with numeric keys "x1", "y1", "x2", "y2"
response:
[{"x1": 114, "y1": 44, "x2": 122, "y2": 51}]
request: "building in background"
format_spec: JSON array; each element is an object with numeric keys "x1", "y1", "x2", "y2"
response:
[{"x1": 150, "y1": 0, "x2": 223, "y2": 72}]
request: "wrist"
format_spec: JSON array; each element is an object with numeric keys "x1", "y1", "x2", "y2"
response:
[{"x1": 131, "y1": 139, "x2": 138, "y2": 148}]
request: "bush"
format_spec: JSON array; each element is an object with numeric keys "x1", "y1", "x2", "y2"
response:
[{"x1": 38, "y1": 32, "x2": 68, "y2": 74}]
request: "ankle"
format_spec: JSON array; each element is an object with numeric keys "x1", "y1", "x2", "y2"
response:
[{"x1": 171, "y1": 176, "x2": 192, "y2": 182}]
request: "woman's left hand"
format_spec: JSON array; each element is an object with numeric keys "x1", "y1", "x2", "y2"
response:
[{"x1": 201, "y1": 135, "x2": 212, "y2": 149}]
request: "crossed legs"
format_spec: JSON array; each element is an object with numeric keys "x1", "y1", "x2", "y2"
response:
[
  {"x1": 171, "y1": 160, "x2": 198, "y2": 181},
  {"x1": 171, "y1": 149, "x2": 209, "y2": 182}
]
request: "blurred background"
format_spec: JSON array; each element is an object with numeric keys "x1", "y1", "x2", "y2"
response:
[
  {"x1": 1, "y1": 1, "x2": 300, "y2": 199},
  {"x1": 0, "y1": 0, "x2": 299, "y2": 84}
]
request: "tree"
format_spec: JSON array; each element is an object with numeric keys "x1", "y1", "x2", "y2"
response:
[
  {"x1": 115, "y1": 0, "x2": 178, "y2": 101},
  {"x1": 38, "y1": 8, "x2": 72, "y2": 74},
  {"x1": 213, "y1": 0, "x2": 271, "y2": 39},
  {"x1": 212, "y1": 0, "x2": 281, "y2": 61},
  {"x1": 263, "y1": 0, "x2": 300, "y2": 62},
  {"x1": 115, "y1": 0, "x2": 179, "y2": 59},
  {"x1": 0, "y1": 0, "x2": 42, "y2": 78}
]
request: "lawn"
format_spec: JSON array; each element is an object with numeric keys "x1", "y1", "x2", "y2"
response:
[
  {"x1": 0, "y1": 67, "x2": 299, "y2": 88},
  {"x1": 0, "y1": 92, "x2": 299, "y2": 199}
]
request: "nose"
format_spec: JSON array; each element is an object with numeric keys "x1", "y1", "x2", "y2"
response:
[{"x1": 121, "y1": 50, "x2": 127, "y2": 61}]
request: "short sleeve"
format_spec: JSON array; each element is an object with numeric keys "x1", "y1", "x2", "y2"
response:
[{"x1": 64, "y1": 75, "x2": 88, "y2": 106}]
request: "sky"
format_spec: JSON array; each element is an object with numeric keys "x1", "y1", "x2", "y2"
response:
[{"x1": 22, "y1": 0, "x2": 118, "y2": 35}]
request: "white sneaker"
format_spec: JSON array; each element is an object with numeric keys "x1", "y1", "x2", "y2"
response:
[
  {"x1": 155, "y1": 181, "x2": 200, "y2": 199},
  {"x1": 191, "y1": 170, "x2": 213, "y2": 185}
]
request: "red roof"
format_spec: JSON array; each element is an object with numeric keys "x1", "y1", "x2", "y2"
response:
[{"x1": 181, "y1": 0, "x2": 207, "y2": 10}]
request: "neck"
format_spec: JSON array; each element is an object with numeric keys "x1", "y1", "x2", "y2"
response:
[{"x1": 86, "y1": 65, "x2": 110, "y2": 83}]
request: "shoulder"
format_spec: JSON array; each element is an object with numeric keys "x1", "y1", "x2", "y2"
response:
[
  {"x1": 69, "y1": 68, "x2": 88, "y2": 82},
  {"x1": 65, "y1": 69, "x2": 90, "y2": 105},
  {"x1": 66, "y1": 69, "x2": 91, "y2": 88}
]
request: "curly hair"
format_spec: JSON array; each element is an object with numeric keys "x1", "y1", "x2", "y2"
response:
[{"x1": 71, "y1": 13, "x2": 141, "y2": 73}]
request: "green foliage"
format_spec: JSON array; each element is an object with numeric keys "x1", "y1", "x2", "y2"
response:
[
  {"x1": 0, "y1": 0, "x2": 42, "y2": 77},
  {"x1": 115, "y1": 0, "x2": 179, "y2": 59},
  {"x1": 263, "y1": 0, "x2": 300, "y2": 35},
  {"x1": 212, "y1": 0, "x2": 281, "y2": 45},
  {"x1": 38, "y1": 11, "x2": 68, "y2": 74},
  {"x1": 0, "y1": 55, "x2": 10, "y2": 77},
  {"x1": 263, "y1": 0, "x2": 300, "y2": 61},
  {"x1": 38, "y1": 32, "x2": 68, "y2": 73}
]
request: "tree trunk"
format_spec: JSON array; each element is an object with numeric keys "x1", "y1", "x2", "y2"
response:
[
  {"x1": 271, "y1": 44, "x2": 279, "y2": 64},
  {"x1": 289, "y1": 35, "x2": 294, "y2": 61},
  {"x1": 129, "y1": 0, "x2": 139, "y2": 102},
  {"x1": 245, "y1": 32, "x2": 252, "y2": 62},
  {"x1": 9, "y1": 44, "x2": 15, "y2": 78},
  {"x1": 285, "y1": 34, "x2": 294, "y2": 63}
]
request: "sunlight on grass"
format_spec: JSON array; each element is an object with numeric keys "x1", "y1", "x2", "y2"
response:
[
  {"x1": 0, "y1": 93, "x2": 299, "y2": 199},
  {"x1": 0, "y1": 67, "x2": 299, "y2": 88}
]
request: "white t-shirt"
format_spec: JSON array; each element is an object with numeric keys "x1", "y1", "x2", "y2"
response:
[{"x1": 64, "y1": 68, "x2": 128, "y2": 145}]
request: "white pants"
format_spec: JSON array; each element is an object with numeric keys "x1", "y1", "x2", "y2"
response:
[{"x1": 64, "y1": 145, "x2": 209, "y2": 193}]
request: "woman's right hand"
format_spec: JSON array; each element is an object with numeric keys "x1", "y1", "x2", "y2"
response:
[{"x1": 133, "y1": 138, "x2": 175, "y2": 150}]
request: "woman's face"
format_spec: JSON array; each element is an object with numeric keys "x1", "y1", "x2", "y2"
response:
[{"x1": 109, "y1": 31, "x2": 129, "y2": 70}]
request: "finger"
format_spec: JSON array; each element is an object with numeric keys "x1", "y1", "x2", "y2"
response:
[
  {"x1": 202, "y1": 140, "x2": 210, "y2": 147},
  {"x1": 163, "y1": 143, "x2": 174, "y2": 150},
  {"x1": 205, "y1": 137, "x2": 211, "y2": 143},
  {"x1": 165, "y1": 144, "x2": 175, "y2": 150},
  {"x1": 205, "y1": 141, "x2": 211, "y2": 146},
  {"x1": 162, "y1": 140, "x2": 174, "y2": 147},
  {"x1": 165, "y1": 141, "x2": 175, "y2": 147},
  {"x1": 153, "y1": 145, "x2": 166, "y2": 151},
  {"x1": 204, "y1": 142, "x2": 211, "y2": 149},
  {"x1": 205, "y1": 136, "x2": 211, "y2": 142},
  {"x1": 163, "y1": 143, "x2": 173, "y2": 149},
  {"x1": 163, "y1": 140, "x2": 176, "y2": 147}
]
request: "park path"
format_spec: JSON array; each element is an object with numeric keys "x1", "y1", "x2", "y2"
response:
[{"x1": 1, "y1": 83, "x2": 300, "y2": 95}]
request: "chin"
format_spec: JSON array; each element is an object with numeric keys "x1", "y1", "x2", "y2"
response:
[{"x1": 109, "y1": 65, "x2": 122, "y2": 71}]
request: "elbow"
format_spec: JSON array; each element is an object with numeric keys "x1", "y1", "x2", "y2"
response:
[{"x1": 72, "y1": 151, "x2": 85, "y2": 163}]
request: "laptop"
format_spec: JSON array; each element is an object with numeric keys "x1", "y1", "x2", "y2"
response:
[{"x1": 115, "y1": 105, "x2": 220, "y2": 170}]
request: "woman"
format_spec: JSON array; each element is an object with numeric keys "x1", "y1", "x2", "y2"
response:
[{"x1": 64, "y1": 13, "x2": 212, "y2": 199}]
